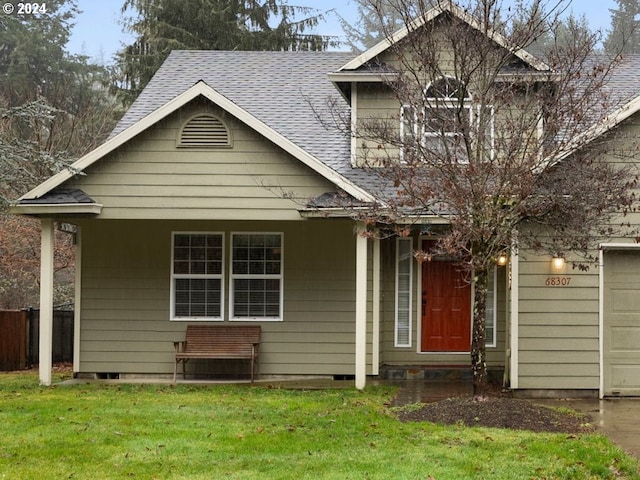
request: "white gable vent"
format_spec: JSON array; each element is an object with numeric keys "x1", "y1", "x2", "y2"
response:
[{"x1": 178, "y1": 114, "x2": 231, "y2": 148}]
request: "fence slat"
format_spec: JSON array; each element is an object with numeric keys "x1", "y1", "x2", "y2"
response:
[
  {"x1": 28, "y1": 309, "x2": 74, "y2": 365},
  {"x1": 0, "y1": 311, "x2": 28, "y2": 371},
  {"x1": 0, "y1": 309, "x2": 73, "y2": 370}
]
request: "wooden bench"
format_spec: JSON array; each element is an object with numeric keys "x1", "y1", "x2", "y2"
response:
[{"x1": 173, "y1": 325, "x2": 261, "y2": 382}]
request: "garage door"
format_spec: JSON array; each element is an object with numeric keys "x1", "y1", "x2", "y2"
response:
[{"x1": 604, "y1": 250, "x2": 640, "y2": 396}]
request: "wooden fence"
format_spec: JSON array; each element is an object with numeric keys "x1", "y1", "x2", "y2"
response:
[
  {"x1": 0, "y1": 311, "x2": 28, "y2": 371},
  {"x1": 0, "y1": 308, "x2": 74, "y2": 371}
]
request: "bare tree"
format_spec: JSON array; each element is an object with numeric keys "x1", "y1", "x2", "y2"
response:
[{"x1": 344, "y1": 0, "x2": 639, "y2": 397}]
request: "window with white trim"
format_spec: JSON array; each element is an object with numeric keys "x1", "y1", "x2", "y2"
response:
[
  {"x1": 171, "y1": 233, "x2": 224, "y2": 320},
  {"x1": 395, "y1": 238, "x2": 413, "y2": 347},
  {"x1": 485, "y1": 267, "x2": 497, "y2": 347},
  {"x1": 231, "y1": 233, "x2": 283, "y2": 320}
]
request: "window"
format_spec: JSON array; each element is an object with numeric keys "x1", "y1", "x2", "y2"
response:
[
  {"x1": 485, "y1": 267, "x2": 497, "y2": 347},
  {"x1": 231, "y1": 233, "x2": 283, "y2": 320},
  {"x1": 171, "y1": 233, "x2": 224, "y2": 320},
  {"x1": 400, "y1": 77, "x2": 494, "y2": 162},
  {"x1": 395, "y1": 238, "x2": 413, "y2": 347}
]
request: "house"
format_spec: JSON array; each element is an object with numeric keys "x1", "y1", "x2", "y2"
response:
[{"x1": 11, "y1": 3, "x2": 640, "y2": 397}]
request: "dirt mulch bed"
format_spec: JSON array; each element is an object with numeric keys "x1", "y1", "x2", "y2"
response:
[{"x1": 395, "y1": 396, "x2": 594, "y2": 434}]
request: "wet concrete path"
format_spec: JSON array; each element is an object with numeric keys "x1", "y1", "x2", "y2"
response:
[
  {"x1": 537, "y1": 398, "x2": 640, "y2": 459},
  {"x1": 388, "y1": 379, "x2": 640, "y2": 460}
]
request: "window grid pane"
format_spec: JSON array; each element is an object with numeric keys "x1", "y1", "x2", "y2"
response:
[
  {"x1": 232, "y1": 234, "x2": 282, "y2": 319},
  {"x1": 172, "y1": 233, "x2": 223, "y2": 320}
]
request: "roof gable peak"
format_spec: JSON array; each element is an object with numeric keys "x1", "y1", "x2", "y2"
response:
[{"x1": 339, "y1": 0, "x2": 550, "y2": 73}]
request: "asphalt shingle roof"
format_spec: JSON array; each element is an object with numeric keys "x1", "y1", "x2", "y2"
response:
[
  {"x1": 112, "y1": 50, "x2": 381, "y2": 197},
  {"x1": 110, "y1": 50, "x2": 640, "y2": 208}
]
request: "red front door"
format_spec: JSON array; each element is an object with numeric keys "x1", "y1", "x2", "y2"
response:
[{"x1": 421, "y1": 258, "x2": 471, "y2": 352}]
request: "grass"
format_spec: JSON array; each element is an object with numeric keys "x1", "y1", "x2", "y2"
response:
[{"x1": 0, "y1": 373, "x2": 638, "y2": 479}]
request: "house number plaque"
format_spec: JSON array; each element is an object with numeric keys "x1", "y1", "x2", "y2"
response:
[{"x1": 544, "y1": 276, "x2": 572, "y2": 286}]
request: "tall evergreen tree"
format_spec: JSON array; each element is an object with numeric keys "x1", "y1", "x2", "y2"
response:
[
  {"x1": 114, "y1": 0, "x2": 336, "y2": 104},
  {"x1": 0, "y1": 0, "x2": 119, "y2": 308},
  {"x1": 604, "y1": 0, "x2": 640, "y2": 55},
  {"x1": 0, "y1": 0, "x2": 119, "y2": 202},
  {"x1": 339, "y1": 0, "x2": 410, "y2": 52}
]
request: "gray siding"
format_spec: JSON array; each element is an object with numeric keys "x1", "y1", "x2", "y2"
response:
[
  {"x1": 76, "y1": 219, "x2": 373, "y2": 376},
  {"x1": 517, "y1": 253, "x2": 600, "y2": 389},
  {"x1": 66, "y1": 100, "x2": 336, "y2": 220},
  {"x1": 515, "y1": 115, "x2": 640, "y2": 390}
]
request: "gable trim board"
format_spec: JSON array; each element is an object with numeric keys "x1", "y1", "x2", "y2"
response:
[
  {"x1": 14, "y1": 81, "x2": 376, "y2": 208},
  {"x1": 553, "y1": 94, "x2": 640, "y2": 164},
  {"x1": 338, "y1": 2, "x2": 551, "y2": 73}
]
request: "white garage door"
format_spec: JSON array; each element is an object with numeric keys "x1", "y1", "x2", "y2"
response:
[{"x1": 604, "y1": 250, "x2": 640, "y2": 396}]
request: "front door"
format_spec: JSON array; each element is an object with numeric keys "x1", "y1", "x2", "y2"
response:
[{"x1": 421, "y1": 258, "x2": 471, "y2": 352}]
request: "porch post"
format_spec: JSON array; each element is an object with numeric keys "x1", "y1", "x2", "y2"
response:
[
  {"x1": 39, "y1": 218, "x2": 55, "y2": 386},
  {"x1": 355, "y1": 223, "x2": 368, "y2": 389},
  {"x1": 73, "y1": 226, "x2": 82, "y2": 373},
  {"x1": 372, "y1": 237, "x2": 380, "y2": 375}
]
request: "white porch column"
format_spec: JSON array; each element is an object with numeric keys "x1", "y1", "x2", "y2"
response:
[
  {"x1": 372, "y1": 237, "x2": 380, "y2": 375},
  {"x1": 39, "y1": 218, "x2": 55, "y2": 386},
  {"x1": 73, "y1": 226, "x2": 82, "y2": 373},
  {"x1": 355, "y1": 223, "x2": 368, "y2": 389}
]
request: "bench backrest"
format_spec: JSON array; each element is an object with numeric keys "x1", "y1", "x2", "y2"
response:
[{"x1": 184, "y1": 325, "x2": 261, "y2": 356}]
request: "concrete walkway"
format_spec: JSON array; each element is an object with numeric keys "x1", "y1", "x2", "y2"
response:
[
  {"x1": 536, "y1": 398, "x2": 640, "y2": 459},
  {"x1": 388, "y1": 379, "x2": 640, "y2": 460}
]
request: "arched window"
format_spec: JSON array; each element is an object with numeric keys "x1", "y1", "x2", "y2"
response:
[
  {"x1": 400, "y1": 77, "x2": 493, "y2": 162},
  {"x1": 425, "y1": 77, "x2": 470, "y2": 100},
  {"x1": 177, "y1": 114, "x2": 232, "y2": 148},
  {"x1": 423, "y1": 77, "x2": 472, "y2": 155}
]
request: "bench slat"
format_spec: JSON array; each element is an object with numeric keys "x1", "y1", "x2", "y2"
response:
[{"x1": 174, "y1": 325, "x2": 260, "y2": 382}]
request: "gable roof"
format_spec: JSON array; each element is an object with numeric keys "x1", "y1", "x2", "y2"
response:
[
  {"x1": 16, "y1": 51, "x2": 378, "y2": 205},
  {"x1": 553, "y1": 54, "x2": 640, "y2": 162},
  {"x1": 338, "y1": 1, "x2": 551, "y2": 73}
]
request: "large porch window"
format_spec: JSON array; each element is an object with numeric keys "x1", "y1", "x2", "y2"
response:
[
  {"x1": 171, "y1": 232, "x2": 224, "y2": 320},
  {"x1": 231, "y1": 233, "x2": 283, "y2": 321}
]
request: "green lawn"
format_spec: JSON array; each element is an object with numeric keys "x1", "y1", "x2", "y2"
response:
[{"x1": 0, "y1": 373, "x2": 638, "y2": 479}]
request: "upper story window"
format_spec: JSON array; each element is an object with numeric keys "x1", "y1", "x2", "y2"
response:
[
  {"x1": 177, "y1": 114, "x2": 232, "y2": 148},
  {"x1": 400, "y1": 77, "x2": 494, "y2": 163}
]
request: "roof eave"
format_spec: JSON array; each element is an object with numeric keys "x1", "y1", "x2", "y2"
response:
[
  {"x1": 327, "y1": 72, "x2": 399, "y2": 83},
  {"x1": 9, "y1": 203, "x2": 103, "y2": 216}
]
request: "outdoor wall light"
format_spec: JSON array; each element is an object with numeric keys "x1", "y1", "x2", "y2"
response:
[
  {"x1": 552, "y1": 255, "x2": 565, "y2": 270},
  {"x1": 496, "y1": 253, "x2": 508, "y2": 266}
]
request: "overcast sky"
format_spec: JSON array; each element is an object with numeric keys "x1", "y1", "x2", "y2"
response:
[{"x1": 67, "y1": 0, "x2": 617, "y2": 64}]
